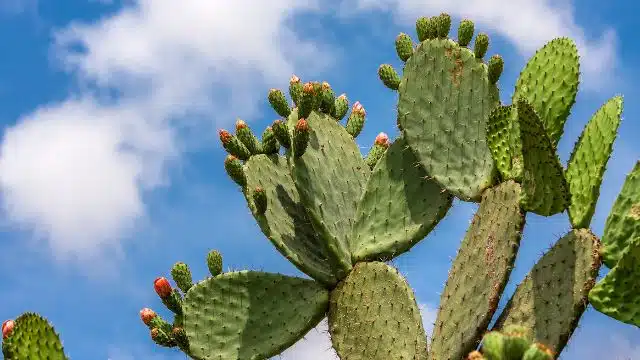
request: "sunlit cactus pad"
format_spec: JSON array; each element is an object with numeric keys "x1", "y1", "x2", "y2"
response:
[
  {"x1": 396, "y1": 36, "x2": 500, "y2": 201},
  {"x1": 328, "y1": 262, "x2": 427, "y2": 360},
  {"x1": 429, "y1": 181, "x2": 525, "y2": 360},
  {"x1": 183, "y1": 271, "x2": 328, "y2": 360}
]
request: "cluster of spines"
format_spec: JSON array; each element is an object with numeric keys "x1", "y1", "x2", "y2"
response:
[
  {"x1": 378, "y1": 14, "x2": 503, "y2": 92},
  {"x1": 140, "y1": 250, "x2": 224, "y2": 355}
]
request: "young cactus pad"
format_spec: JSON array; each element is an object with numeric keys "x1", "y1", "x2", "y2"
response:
[
  {"x1": 328, "y1": 262, "x2": 427, "y2": 360},
  {"x1": 183, "y1": 271, "x2": 328, "y2": 360},
  {"x1": 392, "y1": 20, "x2": 501, "y2": 201},
  {"x1": 1, "y1": 313, "x2": 68, "y2": 360},
  {"x1": 565, "y1": 96, "x2": 623, "y2": 229},
  {"x1": 429, "y1": 181, "x2": 525, "y2": 360}
]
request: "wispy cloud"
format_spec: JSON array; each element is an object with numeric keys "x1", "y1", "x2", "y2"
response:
[
  {"x1": 0, "y1": 0, "x2": 332, "y2": 264},
  {"x1": 344, "y1": 0, "x2": 617, "y2": 90}
]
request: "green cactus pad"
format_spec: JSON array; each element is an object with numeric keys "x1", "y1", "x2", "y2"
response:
[
  {"x1": 291, "y1": 111, "x2": 369, "y2": 276},
  {"x1": 493, "y1": 229, "x2": 601, "y2": 354},
  {"x1": 328, "y1": 262, "x2": 427, "y2": 360},
  {"x1": 515, "y1": 99, "x2": 569, "y2": 216},
  {"x1": 512, "y1": 37, "x2": 579, "y2": 147},
  {"x1": 600, "y1": 160, "x2": 640, "y2": 268},
  {"x1": 243, "y1": 154, "x2": 337, "y2": 285},
  {"x1": 397, "y1": 38, "x2": 499, "y2": 201},
  {"x1": 183, "y1": 271, "x2": 329, "y2": 360},
  {"x1": 351, "y1": 136, "x2": 453, "y2": 262},
  {"x1": 589, "y1": 235, "x2": 640, "y2": 327},
  {"x1": 566, "y1": 96, "x2": 623, "y2": 229},
  {"x1": 2, "y1": 313, "x2": 67, "y2": 360},
  {"x1": 430, "y1": 181, "x2": 525, "y2": 360},
  {"x1": 487, "y1": 104, "x2": 521, "y2": 181}
]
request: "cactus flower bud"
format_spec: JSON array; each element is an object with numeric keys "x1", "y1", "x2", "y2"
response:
[
  {"x1": 457, "y1": 19, "x2": 475, "y2": 47},
  {"x1": 2, "y1": 319, "x2": 14, "y2": 339},
  {"x1": 346, "y1": 101, "x2": 366, "y2": 138},
  {"x1": 171, "y1": 262, "x2": 194, "y2": 293},
  {"x1": 299, "y1": 82, "x2": 318, "y2": 119},
  {"x1": 271, "y1": 119, "x2": 291, "y2": 148},
  {"x1": 172, "y1": 327, "x2": 189, "y2": 351},
  {"x1": 522, "y1": 343, "x2": 554, "y2": 360},
  {"x1": 487, "y1": 54, "x2": 504, "y2": 84},
  {"x1": 219, "y1": 129, "x2": 251, "y2": 160},
  {"x1": 319, "y1": 81, "x2": 336, "y2": 115},
  {"x1": 150, "y1": 327, "x2": 175, "y2": 347},
  {"x1": 332, "y1": 93, "x2": 349, "y2": 121},
  {"x1": 378, "y1": 64, "x2": 401, "y2": 91},
  {"x1": 224, "y1": 155, "x2": 246, "y2": 187},
  {"x1": 293, "y1": 118, "x2": 311, "y2": 157},
  {"x1": 474, "y1": 33, "x2": 490, "y2": 59},
  {"x1": 207, "y1": 249, "x2": 223, "y2": 277},
  {"x1": 436, "y1": 13, "x2": 452, "y2": 38},
  {"x1": 252, "y1": 186, "x2": 267, "y2": 214},
  {"x1": 289, "y1": 74, "x2": 303, "y2": 106},
  {"x1": 268, "y1": 88, "x2": 291, "y2": 117},
  {"x1": 374, "y1": 132, "x2": 390, "y2": 147},
  {"x1": 234, "y1": 119, "x2": 262, "y2": 155},
  {"x1": 154, "y1": 277, "x2": 172, "y2": 299},
  {"x1": 395, "y1": 32, "x2": 414, "y2": 62},
  {"x1": 466, "y1": 351, "x2": 485, "y2": 360},
  {"x1": 140, "y1": 308, "x2": 156, "y2": 325}
]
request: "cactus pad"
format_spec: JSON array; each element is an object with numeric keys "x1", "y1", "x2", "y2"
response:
[
  {"x1": 486, "y1": 104, "x2": 522, "y2": 181},
  {"x1": 493, "y1": 229, "x2": 601, "y2": 354},
  {"x1": 397, "y1": 38, "x2": 499, "y2": 201},
  {"x1": 183, "y1": 271, "x2": 329, "y2": 360},
  {"x1": 1, "y1": 313, "x2": 67, "y2": 360},
  {"x1": 351, "y1": 136, "x2": 453, "y2": 261},
  {"x1": 291, "y1": 111, "x2": 369, "y2": 275},
  {"x1": 566, "y1": 96, "x2": 623, "y2": 229},
  {"x1": 243, "y1": 154, "x2": 337, "y2": 285},
  {"x1": 328, "y1": 262, "x2": 427, "y2": 360},
  {"x1": 589, "y1": 235, "x2": 640, "y2": 327},
  {"x1": 430, "y1": 181, "x2": 525, "y2": 360},
  {"x1": 515, "y1": 99, "x2": 569, "y2": 216},
  {"x1": 601, "y1": 160, "x2": 640, "y2": 268},
  {"x1": 512, "y1": 37, "x2": 579, "y2": 147}
]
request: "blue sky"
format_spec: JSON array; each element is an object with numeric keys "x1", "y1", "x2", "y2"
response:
[{"x1": 0, "y1": 1, "x2": 638, "y2": 359}]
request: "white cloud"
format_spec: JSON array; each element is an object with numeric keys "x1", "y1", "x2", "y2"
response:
[
  {"x1": 0, "y1": 0, "x2": 332, "y2": 262},
  {"x1": 345, "y1": 0, "x2": 617, "y2": 90}
]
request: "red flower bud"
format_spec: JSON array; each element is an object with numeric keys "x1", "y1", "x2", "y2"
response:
[
  {"x1": 154, "y1": 277, "x2": 172, "y2": 298},
  {"x1": 140, "y1": 308, "x2": 156, "y2": 325},
  {"x1": 295, "y1": 119, "x2": 309, "y2": 132},
  {"x1": 2, "y1": 319, "x2": 14, "y2": 339},
  {"x1": 302, "y1": 82, "x2": 315, "y2": 94},
  {"x1": 235, "y1": 119, "x2": 247, "y2": 131},
  {"x1": 218, "y1": 129, "x2": 232, "y2": 144},
  {"x1": 290, "y1": 74, "x2": 300, "y2": 84}
]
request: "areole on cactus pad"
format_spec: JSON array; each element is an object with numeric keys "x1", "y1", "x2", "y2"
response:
[{"x1": 3, "y1": 10, "x2": 639, "y2": 360}]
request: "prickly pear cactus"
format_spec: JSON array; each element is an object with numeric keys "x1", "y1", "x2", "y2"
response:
[{"x1": 3, "y1": 10, "x2": 638, "y2": 360}]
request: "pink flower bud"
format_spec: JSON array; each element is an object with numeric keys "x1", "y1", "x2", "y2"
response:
[
  {"x1": 139, "y1": 308, "x2": 156, "y2": 325},
  {"x1": 352, "y1": 101, "x2": 366, "y2": 116},
  {"x1": 374, "y1": 132, "x2": 390, "y2": 147},
  {"x1": 290, "y1": 74, "x2": 300, "y2": 84},
  {"x1": 154, "y1": 277, "x2": 172, "y2": 298},
  {"x1": 2, "y1": 320, "x2": 14, "y2": 339},
  {"x1": 235, "y1": 119, "x2": 247, "y2": 130}
]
